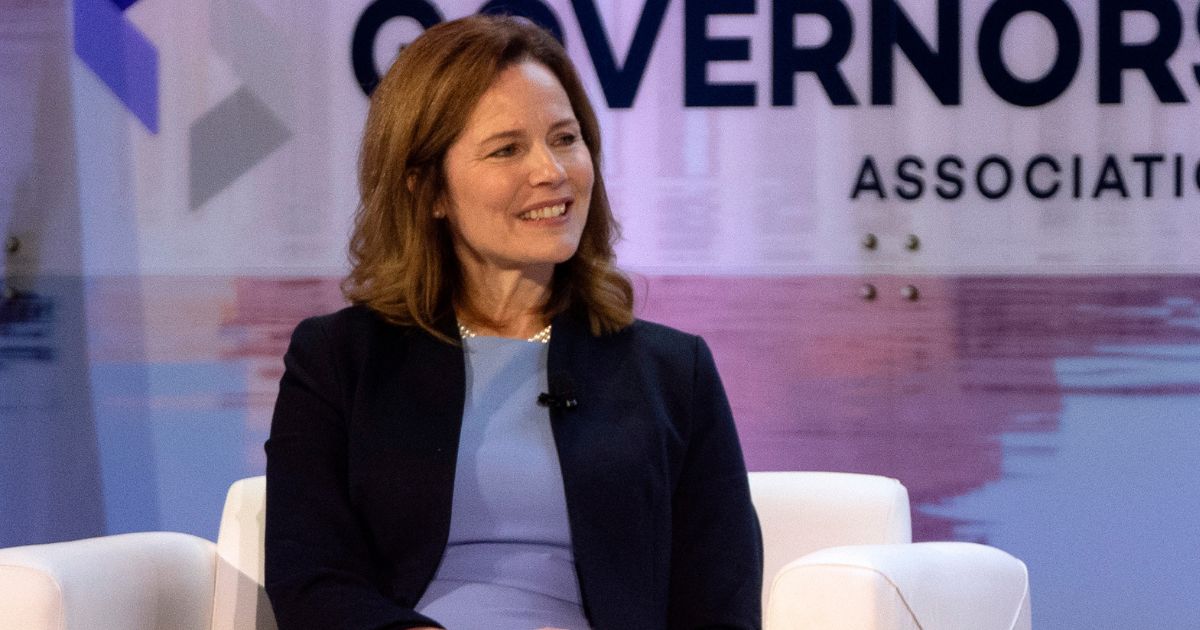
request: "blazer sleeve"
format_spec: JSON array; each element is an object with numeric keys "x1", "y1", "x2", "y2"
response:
[
  {"x1": 264, "y1": 317, "x2": 443, "y2": 630},
  {"x1": 667, "y1": 336, "x2": 764, "y2": 629}
]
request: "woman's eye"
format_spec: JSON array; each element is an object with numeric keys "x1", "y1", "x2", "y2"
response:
[
  {"x1": 490, "y1": 145, "x2": 518, "y2": 158},
  {"x1": 556, "y1": 133, "x2": 579, "y2": 146}
]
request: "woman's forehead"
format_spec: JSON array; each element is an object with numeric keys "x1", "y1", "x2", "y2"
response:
[{"x1": 461, "y1": 62, "x2": 575, "y2": 137}]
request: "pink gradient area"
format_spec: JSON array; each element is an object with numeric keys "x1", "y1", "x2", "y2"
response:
[
  {"x1": 636, "y1": 275, "x2": 1200, "y2": 539},
  {"x1": 636, "y1": 276, "x2": 1056, "y2": 540}
]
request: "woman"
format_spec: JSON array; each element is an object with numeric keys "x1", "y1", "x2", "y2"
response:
[{"x1": 265, "y1": 15, "x2": 761, "y2": 630}]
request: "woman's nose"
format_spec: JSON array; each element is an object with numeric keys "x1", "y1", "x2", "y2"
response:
[{"x1": 529, "y1": 144, "x2": 567, "y2": 185}]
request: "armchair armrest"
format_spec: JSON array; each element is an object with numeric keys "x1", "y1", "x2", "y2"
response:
[
  {"x1": 750, "y1": 471, "x2": 914, "y2": 611},
  {"x1": 0, "y1": 532, "x2": 217, "y2": 630},
  {"x1": 766, "y1": 542, "x2": 1031, "y2": 630}
]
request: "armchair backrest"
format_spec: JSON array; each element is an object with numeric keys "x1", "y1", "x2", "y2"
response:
[
  {"x1": 213, "y1": 472, "x2": 913, "y2": 628},
  {"x1": 212, "y1": 477, "x2": 271, "y2": 630}
]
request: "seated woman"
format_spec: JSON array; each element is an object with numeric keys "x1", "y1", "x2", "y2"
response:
[{"x1": 264, "y1": 14, "x2": 762, "y2": 630}]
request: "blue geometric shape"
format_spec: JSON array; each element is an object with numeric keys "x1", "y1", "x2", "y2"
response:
[{"x1": 74, "y1": 0, "x2": 159, "y2": 133}]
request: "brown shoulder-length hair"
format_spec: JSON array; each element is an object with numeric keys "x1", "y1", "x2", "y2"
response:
[{"x1": 343, "y1": 14, "x2": 633, "y2": 341}]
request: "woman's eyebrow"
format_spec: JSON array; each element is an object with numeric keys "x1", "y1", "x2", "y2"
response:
[
  {"x1": 479, "y1": 118, "x2": 579, "y2": 145},
  {"x1": 479, "y1": 129, "x2": 525, "y2": 145}
]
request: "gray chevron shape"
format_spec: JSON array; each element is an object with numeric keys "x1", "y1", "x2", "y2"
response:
[
  {"x1": 189, "y1": 87, "x2": 291, "y2": 210},
  {"x1": 210, "y1": 0, "x2": 296, "y2": 127}
]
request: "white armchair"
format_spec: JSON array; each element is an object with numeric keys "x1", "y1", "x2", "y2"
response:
[
  {"x1": 749, "y1": 472, "x2": 1031, "y2": 630},
  {"x1": 0, "y1": 472, "x2": 1031, "y2": 629}
]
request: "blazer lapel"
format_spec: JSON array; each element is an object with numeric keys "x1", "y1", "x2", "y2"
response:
[
  {"x1": 547, "y1": 312, "x2": 658, "y2": 627},
  {"x1": 355, "y1": 314, "x2": 465, "y2": 589},
  {"x1": 396, "y1": 317, "x2": 466, "y2": 455}
]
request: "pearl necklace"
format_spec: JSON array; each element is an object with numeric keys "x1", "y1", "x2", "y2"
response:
[{"x1": 458, "y1": 322, "x2": 552, "y2": 344}]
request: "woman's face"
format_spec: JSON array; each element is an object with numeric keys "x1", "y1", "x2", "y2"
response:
[{"x1": 439, "y1": 60, "x2": 593, "y2": 277}]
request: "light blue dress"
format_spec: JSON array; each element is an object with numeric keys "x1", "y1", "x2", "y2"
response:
[{"x1": 414, "y1": 335, "x2": 590, "y2": 630}]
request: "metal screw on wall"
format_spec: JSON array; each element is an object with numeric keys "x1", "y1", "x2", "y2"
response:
[
  {"x1": 904, "y1": 234, "x2": 920, "y2": 251},
  {"x1": 4, "y1": 236, "x2": 19, "y2": 254},
  {"x1": 859, "y1": 283, "x2": 878, "y2": 301},
  {"x1": 861, "y1": 233, "x2": 878, "y2": 250},
  {"x1": 900, "y1": 285, "x2": 920, "y2": 301}
]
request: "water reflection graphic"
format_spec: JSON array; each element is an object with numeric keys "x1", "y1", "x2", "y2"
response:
[{"x1": 3, "y1": 274, "x2": 1199, "y2": 623}]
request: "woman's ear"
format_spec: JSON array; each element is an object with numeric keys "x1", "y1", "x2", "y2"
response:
[
  {"x1": 432, "y1": 195, "x2": 450, "y2": 219},
  {"x1": 409, "y1": 168, "x2": 449, "y2": 219},
  {"x1": 409, "y1": 172, "x2": 444, "y2": 218}
]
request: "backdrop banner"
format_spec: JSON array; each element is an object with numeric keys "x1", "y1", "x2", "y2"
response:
[{"x1": 61, "y1": 0, "x2": 1200, "y2": 275}]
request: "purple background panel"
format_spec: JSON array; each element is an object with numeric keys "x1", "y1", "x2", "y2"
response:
[{"x1": 73, "y1": 0, "x2": 158, "y2": 132}]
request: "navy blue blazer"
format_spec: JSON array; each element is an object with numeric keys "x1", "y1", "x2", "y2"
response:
[{"x1": 264, "y1": 305, "x2": 762, "y2": 629}]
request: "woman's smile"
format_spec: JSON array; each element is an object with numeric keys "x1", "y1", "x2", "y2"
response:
[{"x1": 517, "y1": 199, "x2": 570, "y2": 222}]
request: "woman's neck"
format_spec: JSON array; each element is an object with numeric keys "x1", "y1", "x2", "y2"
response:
[{"x1": 456, "y1": 263, "x2": 553, "y2": 339}]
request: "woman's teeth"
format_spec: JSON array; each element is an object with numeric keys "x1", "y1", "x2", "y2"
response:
[{"x1": 520, "y1": 203, "x2": 567, "y2": 220}]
